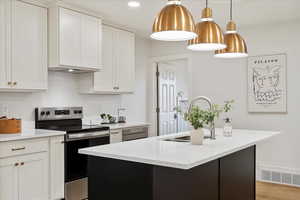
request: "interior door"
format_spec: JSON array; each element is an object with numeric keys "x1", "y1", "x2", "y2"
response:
[
  {"x1": 116, "y1": 29, "x2": 135, "y2": 93},
  {"x1": 159, "y1": 63, "x2": 177, "y2": 135},
  {"x1": 94, "y1": 25, "x2": 115, "y2": 92},
  {"x1": 0, "y1": 157, "x2": 18, "y2": 200},
  {"x1": 59, "y1": 8, "x2": 81, "y2": 67},
  {"x1": 0, "y1": 0, "x2": 10, "y2": 89},
  {"x1": 18, "y1": 153, "x2": 49, "y2": 200},
  {"x1": 11, "y1": 0, "x2": 47, "y2": 90},
  {"x1": 81, "y1": 15, "x2": 101, "y2": 69}
]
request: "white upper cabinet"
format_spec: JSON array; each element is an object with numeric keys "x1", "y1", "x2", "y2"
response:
[
  {"x1": 0, "y1": 0, "x2": 47, "y2": 92},
  {"x1": 59, "y1": 8, "x2": 82, "y2": 67},
  {"x1": 81, "y1": 14, "x2": 102, "y2": 68},
  {"x1": 49, "y1": 6, "x2": 102, "y2": 72},
  {"x1": 93, "y1": 25, "x2": 115, "y2": 92},
  {"x1": 79, "y1": 25, "x2": 135, "y2": 94},
  {"x1": 11, "y1": 0, "x2": 48, "y2": 90},
  {"x1": 0, "y1": 0, "x2": 10, "y2": 90},
  {"x1": 116, "y1": 29, "x2": 135, "y2": 93}
]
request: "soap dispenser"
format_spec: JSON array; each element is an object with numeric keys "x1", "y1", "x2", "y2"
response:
[{"x1": 223, "y1": 118, "x2": 232, "y2": 137}]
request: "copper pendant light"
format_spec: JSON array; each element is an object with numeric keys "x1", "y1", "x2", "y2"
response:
[
  {"x1": 215, "y1": 0, "x2": 248, "y2": 58},
  {"x1": 151, "y1": 0, "x2": 197, "y2": 41},
  {"x1": 187, "y1": 0, "x2": 226, "y2": 51}
]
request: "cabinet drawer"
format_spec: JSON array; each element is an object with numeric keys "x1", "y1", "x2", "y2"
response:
[
  {"x1": 123, "y1": 127, "x2": 148, "y2": 135},
  {"x1": 123, "y1": 132, "x2": 148, "y2": 141},
  {"x1": 0, "y1": 138, "x2": 49, "y2": 158}
]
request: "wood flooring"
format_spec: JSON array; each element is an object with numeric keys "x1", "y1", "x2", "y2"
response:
[{"x1": 256, "y1": 181, "x2": 300, "y2": 200}]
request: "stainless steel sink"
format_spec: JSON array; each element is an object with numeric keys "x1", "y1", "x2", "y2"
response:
[
  {"x1": 164, "y1": 136, "x2": 191, "y2": 142},
  {"x1": 163, "y1": 135, "x2": 211, "y2": 142}
]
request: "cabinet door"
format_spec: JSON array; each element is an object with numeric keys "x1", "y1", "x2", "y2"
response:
[
  {"x1": 110, "y1": 129, "x2": 123, "y2": 143},
  {"x1": 18, "y1": 153, "x2": 49, "y2": 200},
  {"x1": 81, "y1": 15, "x2": 102, "y2": 69},
  {"x1": 11, "y1": 0, "x2": 47, "y2": 90},
  {"x1": 59, "y1": 8, "x2": 81, "y2": 67},
  {"x1": 116, "y1": 30, "x2": 135, "y2": 93},
  {"x1": 0, "y1": 0, "x2": 11, "y2": 89},
  {"x1": 220, "y1": 146, "x2": 255, "y2": 200},
  {"x1": 0, "y1": 157, "x2": 18, "y2": 200},
  {"x1": 94, "y1": 25, "x2": 115, "y2": 92},
  {"x1": 50, "y1": 136, "x2": 65, "y2": 200}
]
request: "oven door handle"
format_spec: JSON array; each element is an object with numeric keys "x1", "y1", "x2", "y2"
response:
[{"x1": 67, "y1": 131, "x2": 110, "y2": 141}]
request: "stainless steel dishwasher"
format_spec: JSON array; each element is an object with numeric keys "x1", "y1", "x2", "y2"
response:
[{"x1": 122, "y1": 126, "x2": 148, "y2": 141}]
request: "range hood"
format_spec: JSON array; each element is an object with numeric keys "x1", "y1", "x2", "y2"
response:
[{"x1": 48, "y1": 65, "x2": 102, "y2": 73}]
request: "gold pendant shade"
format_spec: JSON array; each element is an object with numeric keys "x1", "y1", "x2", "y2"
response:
[
  {"x1": 215, "y1": 21, "x2": 248, "y2": 58},
  {"x1": 151, "y1": 1, "x2": 196, "y2": 41},
  {"x1": 187, "y1": 8, "x2": 226, "y2": 51}
]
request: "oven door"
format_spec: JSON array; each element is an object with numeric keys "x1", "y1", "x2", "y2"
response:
[{"x1": 65, "y1": 131, "x2": 109, "y2": 200}]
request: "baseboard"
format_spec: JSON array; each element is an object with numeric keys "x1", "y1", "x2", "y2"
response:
[{"x1": 256, "y1": 162, "x2": 300, "y2": 187}]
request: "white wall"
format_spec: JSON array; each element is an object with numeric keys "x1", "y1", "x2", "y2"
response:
[
  {"x1": 150, "y1": 21, "x2": 300, "y2": 172},
  {"x1": 0, "y1": 36, "x2": 150, "y2": 125}
]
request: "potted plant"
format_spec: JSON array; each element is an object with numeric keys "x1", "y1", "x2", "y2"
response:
[{"x1": 179, "y1": 100, "x2": 234, "y2": 145}]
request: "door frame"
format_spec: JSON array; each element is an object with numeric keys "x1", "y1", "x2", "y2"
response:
[{"x1": 148, "y1": 54, "x2": 193, "y2": 136}]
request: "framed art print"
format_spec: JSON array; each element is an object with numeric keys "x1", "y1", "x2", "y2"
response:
[{"x1": 248, "y1": 54, "x2": 287, "y2": 113}]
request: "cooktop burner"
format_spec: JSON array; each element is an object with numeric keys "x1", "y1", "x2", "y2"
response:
[{"x1": 35, "y1": 107, "x2": 109, "y2": 134}]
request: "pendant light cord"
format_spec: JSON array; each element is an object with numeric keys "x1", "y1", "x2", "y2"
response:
[
  {"x1": 206, "y1": 0, "x2": 208, "y2": 8},
  {"x1": 230, "y1": 0, "x2": 233, "y2": 21}
]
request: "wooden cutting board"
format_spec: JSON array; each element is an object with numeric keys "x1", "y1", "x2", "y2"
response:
[{"x1": 0, "y1": 118, "x2": 22, "y2": 134}]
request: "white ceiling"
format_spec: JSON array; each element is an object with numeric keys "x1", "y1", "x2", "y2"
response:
[{"x1": 61, "y1": 0, "x2": 300, "y2": 37}]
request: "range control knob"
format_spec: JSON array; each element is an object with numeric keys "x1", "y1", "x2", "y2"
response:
[
  {"x1": 41, "y1": 111, "x2": 45, "y2": 116},
  {"x1": 46, "y1": 111, "x2": 50, "y2": 116}
]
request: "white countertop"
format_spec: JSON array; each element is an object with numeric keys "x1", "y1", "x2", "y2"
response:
[
  {"x1": 0, "y1": 129, "x2": 66, "y2": 142},
  {"x1": 79, "y1": 129, "x2": 279, "y2": 170}
]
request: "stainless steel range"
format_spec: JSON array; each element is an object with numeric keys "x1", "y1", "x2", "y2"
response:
[{"x1": 35, "y1": 107, "x2": 110, "y2": 200}]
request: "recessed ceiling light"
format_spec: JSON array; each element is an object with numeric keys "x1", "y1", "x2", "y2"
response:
[{"x1": 128, "y1": 1, "x2": 141, "y2": 8}]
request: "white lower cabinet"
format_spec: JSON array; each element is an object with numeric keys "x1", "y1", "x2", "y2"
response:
[
  {"x1": 50, "y1": 136, "x2": 65, "y2": 200},
  {"x1": 110, "y1": 129, "x2": 122, "y2": 143},
  {"x1": 0, "y1": 136, "x2": 65, "y2": 200},
  {"x1": 18, "y1": 153, "x2": 49, "y2": 200},
  {"x1": 0, "y1": 156, "x2": 18, "y2": 200},
  {"x1": 0, "y1": 152, "x2": 48, "y2": 200}
]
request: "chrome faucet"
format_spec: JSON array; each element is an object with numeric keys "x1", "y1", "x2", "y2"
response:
[{"x1": 188, "y1": 96, "x2": 216, "y2": 140}]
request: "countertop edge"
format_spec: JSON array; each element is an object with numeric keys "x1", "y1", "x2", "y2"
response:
[
  {"x1": 0, "y1": 129, "x2": 66, "y2": 142},
  {"x1": 79, "y1": 130, "x2": 279, "y2": 170}
]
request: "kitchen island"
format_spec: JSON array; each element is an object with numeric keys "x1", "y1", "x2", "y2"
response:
[{"x1": 79, "y1": 129, "x2": 279, "y2": 200}]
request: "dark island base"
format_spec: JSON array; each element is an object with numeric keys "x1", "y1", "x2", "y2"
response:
[{"x1": 88, "y1": 146, "x2": 256, "y2": 200}]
